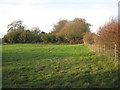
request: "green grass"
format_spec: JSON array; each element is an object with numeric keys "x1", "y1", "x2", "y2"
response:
[{"x1": 2, "y1": 44, "x2": 118, "y2": 88}]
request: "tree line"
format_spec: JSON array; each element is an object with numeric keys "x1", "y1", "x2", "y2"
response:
[
  {"x1": 3, "y1": 18, "x2": 91, "y2": 44},
  {"x1": 3, "y1": 17, "x2": 117, "y2": 47}
]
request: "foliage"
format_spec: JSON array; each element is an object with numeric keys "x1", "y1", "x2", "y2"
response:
[
  {"x1": 97, "y1": 18, "x2": 118, "y2": 48},
  {"x1": 19, "y1": 30, "x2": 35, "y2": 43},
  {"x1": 3, "y1": 18, "x2": 91, "y2": 44},
  {"x1": 7, "y1": 20, "x2": 26, "y2": 32},
  {"x1": 83, "y1": 17, "x2": 118, "y2": 50},
  {"x1": 51, "y1": 18, "x2": 91, "y2": 43},
  {"x1": 41, "y1": 34, "x2": 57, "y2": 43},
  {"x1": 83, "y1": 33, "x2": 96, "y2": 45},
  {"x1": 3, "y1": 31, "x2": 22, "y2": 43},
  {"x1": 31, "y1": 27, "x2": 41, "y2": 34},
  {"x1": 51, "y1": 20, "x2": 68, "y2": 35}
]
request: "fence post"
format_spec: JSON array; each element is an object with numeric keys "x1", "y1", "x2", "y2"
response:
[
  {"x1": 104, "y1": 45, "x2": 105, "y2": 55},
  {"x1": 98, "y1": 44, "x2": 100, "y2": 53},
  {"x1": 115, "y1": 44, "x2": 117, "y2": 61},
  {"x1": 92, "y1": 44, "x2": 94, "y2": 51},
  {"x1": 92, "y1": 44, "x2": 93, "y2": 51}
]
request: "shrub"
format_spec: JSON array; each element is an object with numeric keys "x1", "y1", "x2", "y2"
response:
[{"x1": 83, "y1": 33, "x2": 95, "y2": 45}]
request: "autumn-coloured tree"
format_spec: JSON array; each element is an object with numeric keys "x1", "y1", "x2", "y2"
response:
[
  {"x1": 63, "y1": 18, "x2": 91, "y2": 43},
  {"x1": 51, "y1": 18, "x2": 91, "y2": 43},
  {"x1": 97, "y1": 17, "x2": 118, "y2": 49},
  {"x1": 83, "y1": 32, "x2": 95, "y2": 45},
  {"x1": 51, "y1": 20, "x2": 68, "y2": 36}
]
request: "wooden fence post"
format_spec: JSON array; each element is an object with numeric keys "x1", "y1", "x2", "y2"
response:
[
  {"x1": 92, "y1": 44, "x2": 94, "y2": 51},
  {"x1": 98, "y1": 45, "x2": 100, "y2": 53},
  {"x1": 104, "y1": 45, "x2": 105, "y2": 55},
  {"x1": 115, "y1": 44, "x2": 117, "y2": 61}
]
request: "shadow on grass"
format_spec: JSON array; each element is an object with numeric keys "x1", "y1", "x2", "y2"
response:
[
  {"x1": 2, "y1": 67, "x2": 118, "y2": 88},
  {"x1": 31, "y1": 69, "x2": 118, "y2": 88}
]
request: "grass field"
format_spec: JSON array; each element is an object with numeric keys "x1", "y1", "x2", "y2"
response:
[{"x1": 2, "y1": 44, "x2": 118, "y2": 88}]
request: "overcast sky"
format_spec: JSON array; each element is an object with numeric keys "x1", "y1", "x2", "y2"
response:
[{"x1": 0, "y1": 0, "x2": 118, "y2": 38}]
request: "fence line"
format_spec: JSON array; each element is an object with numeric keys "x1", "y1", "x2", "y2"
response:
[{"x1": 87, "y1": 44, "x2": 118, "y2": 63}]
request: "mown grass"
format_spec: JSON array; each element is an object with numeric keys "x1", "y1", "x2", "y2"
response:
[{"x1": 2, "y1": 44, "x2": 118, "y2": 88}]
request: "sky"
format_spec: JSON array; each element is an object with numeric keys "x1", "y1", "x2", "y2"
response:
[{"x1": 0, "y1": 0, "x2": 119, "y2": 38}]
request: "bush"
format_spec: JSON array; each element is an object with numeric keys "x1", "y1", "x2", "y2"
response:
[
  {"x1": 83, "y1": 33, "x2": 95, "y2": 45},
  {"x1": 3, "y1": 31, "x2": 22, "y2": 43},
  {"x1": 97, "y1": 18, "x2": 118, "y2": 48}
]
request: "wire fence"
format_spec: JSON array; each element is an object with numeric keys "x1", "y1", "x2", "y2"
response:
[{"x1": 87, "y1": 44, "x2": 118, "y2": 63}]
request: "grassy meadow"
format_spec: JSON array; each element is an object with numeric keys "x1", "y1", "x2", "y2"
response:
[{"x1": 2, "y1": 44, "x2": 118, "y2": 88}]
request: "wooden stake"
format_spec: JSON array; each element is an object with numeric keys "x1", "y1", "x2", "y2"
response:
[{"x1": 115, "y1": 44, "x2": 117, "y2": 61}]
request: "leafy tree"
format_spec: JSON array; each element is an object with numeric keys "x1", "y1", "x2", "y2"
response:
[
  {"x1": 50, "y1": 18, "x2": 91, "y2": 43},
  {"x1": 19, "y1": 30, "x2": 34, "y2": 43},
  {"x1": 31, "y1": 27, "x2": 41, "y2": 34},
  {"x1": 56, "y1": 36, "x2": 66, "y2": 43},
  {"x1": 97, "y1": 17, "x2": 118, "y2": 49},
  {"x1": 7, "y1": 20, "x2": 26, "y2": 32},
  {"x1": 61, "y1": 18, "x2": 91, "y2": 43},
  {"x1": 41, "y1": 34, "x2": 57, "y2": 43},
  {"x1": 41, "y1": 31, "x2": 46, "y2": 34},
  {"x1": 2, "y1": 35, "x2": 9, "y2": 43},
  {"x1": 51, "y1": 20, "x2": 68, "y2": 36},
  {"x1": 3, "y1": 31, "x2": 22, "y2": 43},
  {"x1": 48, "y1": 35, "x2": 57, "y2": 43},
  {"x1": 41, "y1": 33, "x2": 48, "y2": 43}
]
